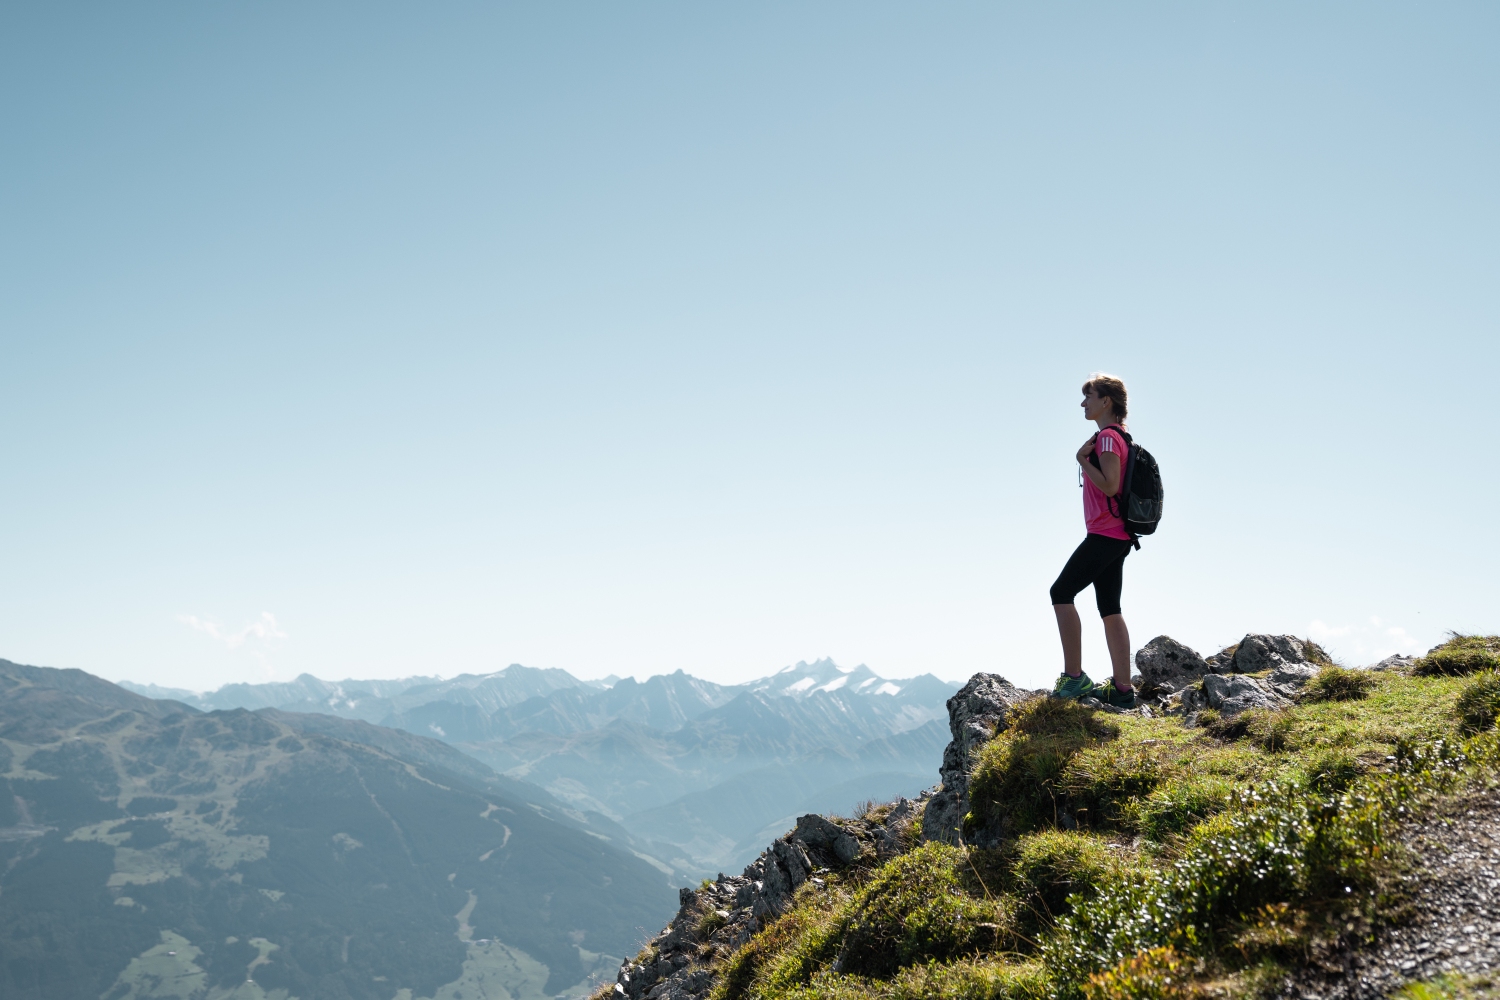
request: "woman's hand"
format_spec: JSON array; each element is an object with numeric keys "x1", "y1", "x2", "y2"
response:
[{"x1": 1076, "y1": 435, "x2": 1097, "y2": 465}]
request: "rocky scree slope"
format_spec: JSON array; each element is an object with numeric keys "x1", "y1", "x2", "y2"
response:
[{"x1": 597, "y1": 633, "x2": 1497, "y2": 1000}]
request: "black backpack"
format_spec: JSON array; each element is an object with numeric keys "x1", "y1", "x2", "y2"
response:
[{"x1": 1098, "y1": 425, "x2": 1164, "y2": 544}]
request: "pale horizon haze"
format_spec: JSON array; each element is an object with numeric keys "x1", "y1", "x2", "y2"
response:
[{"x1": 1, "y1": 3, "x2": 1496, "y2": 694}]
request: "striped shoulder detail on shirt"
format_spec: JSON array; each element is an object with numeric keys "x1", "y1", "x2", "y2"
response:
[{"x1": 1098, "y1": 432, "x2": 1121, "y2": 454}]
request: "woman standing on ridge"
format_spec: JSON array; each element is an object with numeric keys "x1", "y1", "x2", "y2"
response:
[{"x1": 1050, "y1": 374, "x2": 1137, "y2": 708}]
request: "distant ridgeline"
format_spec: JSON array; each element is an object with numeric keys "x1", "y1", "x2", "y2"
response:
[
  {"x1": 0, "y1": 660, "x2": 680, "y2": 1000},
  {"x1": 124, "y1": 661, "x2": 956, "y2": 873}
]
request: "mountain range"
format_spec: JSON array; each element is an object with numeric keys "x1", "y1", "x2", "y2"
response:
[
  {"x1": 123, "y1": 659, "x2": 956, "y2": 871},
  {"x1": 0, "y1": 659, "x2": 677, "y2": 1000}
]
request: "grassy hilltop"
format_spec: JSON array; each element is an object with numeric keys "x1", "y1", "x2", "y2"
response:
[{"x1": 608, "y1": 635, "x2": 1500, "y2": 1000}]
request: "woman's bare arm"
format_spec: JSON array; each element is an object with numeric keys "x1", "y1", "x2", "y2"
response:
[{"x1": 1076, "y1": 436, "x2": 1122, "y2": 496}]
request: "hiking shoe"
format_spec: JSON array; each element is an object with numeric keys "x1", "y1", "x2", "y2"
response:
[
  {"x1": 1051, "y1": 671, "x2": 1095, "y2": 700},
  {"x1": 1093, "y1": 681, "x2": 1136, "y2": 709}
]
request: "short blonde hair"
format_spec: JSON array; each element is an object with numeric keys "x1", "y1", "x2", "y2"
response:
[{"x1": 1082, "y1": 373, "x2": 1127, "y2": 421}]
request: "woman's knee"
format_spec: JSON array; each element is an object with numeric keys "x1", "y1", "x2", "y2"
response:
[
  {"x1": 1049, "y1": 581, "x2": 1075, "y2": 606},
  {"x1": 1094, "y1": 584, "x2": 1123, "y2": 617}
]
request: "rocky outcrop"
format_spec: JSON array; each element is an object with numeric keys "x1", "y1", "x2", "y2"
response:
[
  {"x1": 1231, "y1": 634, "x2": 1317, "y2": 673},
  {"x1": 1202, "y1": 673, "x2": 1287, "y2": 715},
  {"x1": 919, "y1": 673, "x2": 1036, "y2": 846},
  {"x1": 1135, "y1": 635, "x2": 1211, "y2": 698},
  {"x1": 1146, "y1": 633, "x2": 1329, "y2": 718},
  {"x1": 610, "y1": 806, "x2": 921, "y2": 1000}
]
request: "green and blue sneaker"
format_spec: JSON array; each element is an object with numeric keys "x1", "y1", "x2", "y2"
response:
[
  {"x1": 1092, "y1": 681, "x2": 1137, "y2": 709},
  {"x1": 1051, "y1": 671, "x2": 1095, "y2": 700}
]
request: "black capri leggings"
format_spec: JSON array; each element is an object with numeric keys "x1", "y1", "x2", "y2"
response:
[{"x1": 1050, "y1": 533, "x2": 1133, "y2": 618}]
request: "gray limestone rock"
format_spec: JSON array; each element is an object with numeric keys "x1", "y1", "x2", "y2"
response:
[
  {"x1": 882, "y1": 796, "x2": 920, "y2": 835},
  {"x1": 1204, "y1": 646, "x2": 1239, "y2": 674},
  {"x1": 1369, "y1": 654, "x2": 1417, "y2": 671},
  {"x1": 1266, "y1": 661, "x2": 1319, "y2": 700},
  {"x1": 1135, "y1": 635, "x2": 1210, "y2": 697},
  {"x1": 1231, "y1": 634, "x2": 1313, "y2": 674},
  {"x1": 919, "y1": 672, "x2": 1036, "y2": 846},
  {"x1": 1203, "y1": 673, "x2": 1288, "y2": 716},
  {"x1": 1268, "y1": 662, "x2": 1318, "y2": 687},
  {"x1": 865, "y1": 795, "x2": 925, "y2": 859},
  {"x1": 793, "y1": 814, "x2": 860, "y2": 864}
]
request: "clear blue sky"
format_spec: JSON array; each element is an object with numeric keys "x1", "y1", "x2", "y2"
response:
[{"x1": 2, "y1": 3, "x2": 1495, "y2": 692}]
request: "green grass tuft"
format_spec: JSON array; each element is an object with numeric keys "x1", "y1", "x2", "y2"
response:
[
  {"x1": 1301, "y1": 639, "x2": 1337, "y2": 666},
  {"x1": 1457, "y1": 672, "x2": 1500, "y2": 735},
  {"x1": 1129, "y1": 776, "x2": 1233, "y2": 841},
  {"x1": 1299, "y1": 746, "x2": 1363, "y2": 794},
  {"x1": 968, "y1": 698, "x2": 1120, "y2": 835},
  {"x1": 699, "y1": 909, "x2": 728, "y2": 937},
  {"x1": 1415, "y1": 635, "x2": 1500, "y2": 677},
  {"x1": 1204, "y1": 707, "x2": 1300, "y2": 752},
  {"x1": 1006, "y1": 830, "x2": 1114, "y2": 933},
  {"x1": 1394, "y1": 972, "x2": 1500, "y2": 1000},
  {"x1": 831, "y1": 843, "x2": 1018, "y2": 979},
  {"x1": 1301, "y1": 665, "x2": 1377, "y2": 703}
]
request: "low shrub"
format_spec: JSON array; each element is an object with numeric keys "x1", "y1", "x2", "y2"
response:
[
  {"x1": 1082, "y1": 946, "x2": 1190, "y2": 1000},
  {"x1": 1301, "y1": 666, "x2": 1377, "y2": 703},
  {"x1": 1231, "y1": 902, "x2": 1309, "y2": 959},
  {"x1": 1456, "y1": 673, "x2": 1500, "y2": 735},
  {"x1": 1415, "y1": 636, "x2": 1500, "y2": 677},
  {"x1": 968, "y1": 698, "x2": 1119, "y2": 835}
]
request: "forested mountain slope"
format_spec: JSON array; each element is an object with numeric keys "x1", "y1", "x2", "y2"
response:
[
  {"x1": 0, "y1": 660, "x2": 678, "y2": 1000},
  {"x1": 126, "y1": 659, "x2": 957, "y2": 872}
]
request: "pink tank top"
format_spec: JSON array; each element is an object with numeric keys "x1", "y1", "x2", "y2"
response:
[{"x1": 1083, "y1": 427, "x2": 1132, "y2": 540}]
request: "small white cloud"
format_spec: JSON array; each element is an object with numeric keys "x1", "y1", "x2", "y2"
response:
[
  {"x1": 179, "y1": 612, "x2": 287, "y2": 648},
  {"x1": 1307, "y1": 617, "x2": 1425, "y2": 663},
  {"x1": 1308, "y1": 620, "x2": 1351, "y2": 639}
]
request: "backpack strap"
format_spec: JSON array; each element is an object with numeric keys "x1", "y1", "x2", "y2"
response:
[
  {"x1": 1099, "y1": 426, "x2": 1137, "y2": 544},
  {"x1": 1095, "y1": 425, "x2": 1129, "y2": 500}
]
